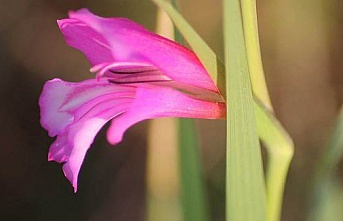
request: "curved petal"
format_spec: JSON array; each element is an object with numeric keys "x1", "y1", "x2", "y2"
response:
[
  {"x1": 58, "y1": 9, "x2": 219, "y2": 92},
  {"x1": 107, "y1": 86, "x2": 226, "y2": 145},
  {"x1": 57, "y1": 98, "x2": 131, "y2": 192},
  {"x1": 39, "y1": 78, "x2": 134, "y2": 137},
  {"x1": 39, "y1": 79, "x2": 136, "y2": 191},
  {"x1": 57, "y1": 19, "x2": 113, "y2": 65}
]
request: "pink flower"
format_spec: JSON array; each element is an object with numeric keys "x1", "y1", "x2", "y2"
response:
[{"x1": 39, "y1": 8, "x2": 225, "y2": 192}]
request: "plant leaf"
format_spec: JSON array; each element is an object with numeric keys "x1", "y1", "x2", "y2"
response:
[
  {"x1": 224, "y1": 0, "x2": 267, "y2": 220},
  {"x1": 308, "y1": 106, "x2": 343, "y2": 221},
  {"x1": 178, "y1": 119, "x2": 210, "y2": 221}
]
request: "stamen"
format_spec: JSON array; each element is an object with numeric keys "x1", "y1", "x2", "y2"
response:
[
  {"x1": 109, "y1": 66, "x2": 158, "y2": 75},
  {"x1": 91, "y1": 62, "x2": 224, "y2": 103},
  {"x1": 108, "y1": 71, "x2": 172, "y2": 84},
  {"x1": 90, "y1": 62, "x2": 159, "y2": 79}
]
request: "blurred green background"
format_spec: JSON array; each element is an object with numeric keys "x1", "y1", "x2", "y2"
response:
[{"x1": 0, "y1": 0, "x2": 342, "y2": 220}]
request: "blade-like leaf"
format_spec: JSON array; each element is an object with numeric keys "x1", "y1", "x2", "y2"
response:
[
  {"x1": 309, "y1": 178, "x2": 343, "y2": 221},
  {"x1": 178, "y1": 119, "x2": 210, "y2": 221},
  {"x1": 308, "y1": 106, "x2": 343, "y2": 221},
  {"x1": 147, "y1": 119, "x2": 182, "y2": 221},
  {"x1": 224, "y1": 0, "x2": 266, "y2": 220},
  {"x1": 317, "y1": 107, "x2": 343, "y2": 177},
  {"x1": 171, "y1": 0, "x2": 184, "y2": 44}
]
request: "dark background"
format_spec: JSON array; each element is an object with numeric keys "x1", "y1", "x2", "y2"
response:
[{"x1": 1, "y1": 0, "x2": 342, "y2": 220}]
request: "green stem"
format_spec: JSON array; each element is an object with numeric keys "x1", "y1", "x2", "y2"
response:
[
  {"x1": 254, "y1": 100, "x2": 294, "y2": 221},
  {"x1": 241, "y1": 1, "x2": 293, "y2": 220},
  {"x1": 241, "y1": 0, "x2": 273, "y2": 111}
]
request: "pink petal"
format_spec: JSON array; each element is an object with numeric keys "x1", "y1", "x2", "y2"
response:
[
  {"x1": 39, "y1": 78, "x2": 134, "y2": 137},
  {"x1": 39, "y1": 79, "x2": 136, "y2": 191},
  {"x1": 40, "y1": 78, "x2": 224, "y2": 191},
  {"x1": 107, "y1": 86, "x2": 226, "y2": 145},
  {"x1": 58, "y1": 9, "x2": 219, "y2": 92},
  {"x1": 39, "y1": 79, "x2": 74, "y2": 137},
  {"x1": 57, "y1": 19, "x2": 113, "y2": 65},
  {"x1": 58, "y1": 98, "x2": 130, "y2": 192},
  {"x1": 47, "y1": 94, "x2": 133, "y2": 163}
]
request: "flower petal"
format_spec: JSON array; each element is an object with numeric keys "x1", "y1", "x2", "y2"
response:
[
  {"x1": 57, "y1": 18, "x2": 113, "y2": 65},
  {"x1": 58, "y1": 9, "x2": 219, "y2": 92},
  {"x1": 107, "y1": 86, "x2": 226, "y2": 145},
  {"x1": 40, "y1": 79, "x2": 135, "y2": 192},
  {"x1": 39, "y1": 78, "x2": 134, "y2": 137},
  {"x1": 58, "y1": 98, "x2": 130, "y2": 192}
]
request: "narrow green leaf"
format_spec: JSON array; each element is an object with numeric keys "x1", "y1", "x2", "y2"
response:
[
  {"x1": 147, "y1": 119, "x2": 182, "y2": 221},
  {"x1": 224, "y1": 0, "x2": 267, "y2": 220},
  {"x1": 178, "y1": 119, "x2": 210, "y2": 221},
  {"x1": 317, "y1": 107, "x2": 343, "y2": 176},
  {"x1": 171, "y1": 0, "x2": 184, "y2": 44},
  {"x1": 308, "y1": 106, "x2": 343, "y2": 221},
  {"x1": 309, "y1": 178, "x2": 343, "y2": 221}
]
